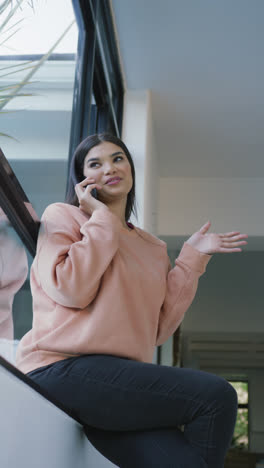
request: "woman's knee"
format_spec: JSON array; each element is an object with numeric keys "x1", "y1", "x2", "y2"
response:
[
  {"x1": 207, "y1": 375, "x2": 238, "y2": 412},
  {"x1": 224, "y1": 381, "x2": 238, "y2": 406},
  {"x1": 221, "y1": 381, "x2": 238, "y2": 421}
]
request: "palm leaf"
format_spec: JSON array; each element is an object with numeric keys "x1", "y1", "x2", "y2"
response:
[
  {"x1": 0, "y1": 59, "x2": 35, "y2": 71},
  {"x1": 0, "y1": 25, "x2": 23, "y2": 47},
  {"x1": 0, "y1": 0, "x2": 24, "y2": 34},
  {"x1": 0, "y1": 19, "x2": 75, "y2": 111},
  {"x1": 0, "y1": 0, "x2": 76, "y2": 141},
  {"x1": 0, "y1": 1, "x2": 11, "y2": 15},
  {"x1": 0, "y1": 131, "x2": 19, "y2": 140},
  {"x1": 0, "y1": 64, "x2": 38, "y2": 78},
  {"x1": 0, "y1": 92, "x2": 34, "y2": 97},
  {"x1": 0, "y1": 81, "x2": 36, "y2": 90},
  {"x1": 1, "y1": 16, "x2": 23, "y2": 34},
  {"x1": 0, "y1": 108, "x2": 26, "y2": 112}
]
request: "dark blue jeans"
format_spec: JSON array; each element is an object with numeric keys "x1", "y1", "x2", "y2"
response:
[{"x1": 27, "y1": 354, "x2": 237, "y2": 468}]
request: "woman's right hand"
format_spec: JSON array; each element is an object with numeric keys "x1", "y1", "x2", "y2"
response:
[{"x1": 74, "y1": 177, "x2": 108, "y2": 216}]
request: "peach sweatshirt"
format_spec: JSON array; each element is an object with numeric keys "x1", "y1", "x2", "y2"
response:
[{"x1": 16, "y1": 202, "x2": 211, "y2": 374}]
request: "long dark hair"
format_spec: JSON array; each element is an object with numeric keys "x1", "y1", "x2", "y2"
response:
[{"x1": 64, "y1": 133, "x2": 138, "y2": 222}]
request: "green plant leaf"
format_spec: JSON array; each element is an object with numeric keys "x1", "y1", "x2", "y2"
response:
[
  {"x1": 0, "y1": 131, "x2": 19, "y2": 141},
  {"x1": 0, "y1": 60, "x2": 35, "y2": 72},
  {"x1": 0, "y1": 25, "x2": 22, "y2": 47},
  {"x1": 0, "y1": 0, "x2": 24, "y2": 35},
  {"x1": 0, "y1": 64, "x2": 37, "y2": 78},
  {"x1": 0, "y1": 92, "x2": 34, "y2": 97},
  {"x1": 0, "y1": 108, "x2": 27, "y2": 113},
  {"x1": 0, "y1": 0, "x2": 76, "y2": 139},
  {"x1": 0, "y1": 18, "x2": 75, "y2": 111},
  {"x1": 1, "y1": 16, "x2": 24, "y2": 35},
  {"x1": 0, "y1": 1, "x2": 11, "y2": 16},
  {"x1": 0, "y1": 81, "x2": 37, "y2": 90}
]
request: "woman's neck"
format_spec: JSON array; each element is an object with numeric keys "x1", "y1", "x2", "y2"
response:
[{"x1": 104, "y1": 200, "x2": 127, "y2": 228}]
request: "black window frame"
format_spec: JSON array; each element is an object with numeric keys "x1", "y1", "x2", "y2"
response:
[{"x1": 67, "y1": 0, "x2": 124, "y2": 195}]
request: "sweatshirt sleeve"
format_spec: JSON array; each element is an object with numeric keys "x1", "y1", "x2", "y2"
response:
[
  {"x1": 36, "y1": 204, "x2": 122, "y2": 309},
  {"x1": 156, "y1": 242, "x2": 211, "y2": 346}
]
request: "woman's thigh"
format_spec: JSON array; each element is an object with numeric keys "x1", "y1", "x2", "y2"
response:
[{"x1": 27, "y1": 353, "x2": 235, "y2": 432}]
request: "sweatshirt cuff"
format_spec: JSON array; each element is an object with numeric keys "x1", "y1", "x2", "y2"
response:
[{"x1": 176, "y1": 242, "x2": 212, "y2": 274}]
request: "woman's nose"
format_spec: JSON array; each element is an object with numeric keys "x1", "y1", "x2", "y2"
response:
[{"x1": 104, "y1": 163, "x2": 117, "y2": 174}]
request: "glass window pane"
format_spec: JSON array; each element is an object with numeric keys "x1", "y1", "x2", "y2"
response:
[
  {"x1": 232, "y1": 408, "x2": 249, "y2": 450},
  {"x1": 228, "y1": 381, "x2": 249, "y2": 451},
  {"x1": 0, "y1": 0, "x2": 78, "y2": 56},
  {"x1": 229, "y1": 381, "x2": 248, "y2": 404}
]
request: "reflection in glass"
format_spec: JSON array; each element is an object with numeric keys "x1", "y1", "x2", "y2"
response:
[
  {"x1": 0, "y1": 149, "x2": 39, "y2": 364},
  {"x1": 0, "y1": 207, "x2": 28, "y2": 362}
]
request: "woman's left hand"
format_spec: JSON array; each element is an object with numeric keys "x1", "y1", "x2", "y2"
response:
[{"x1": 186, "y1": 221, "x2": 248, "y2": 254}]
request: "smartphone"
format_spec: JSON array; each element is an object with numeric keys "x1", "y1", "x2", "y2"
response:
[
  {"x1": 91, "y1": 188, "x2": 98, "y2": 199},
  {"x1": 83, "y1": 179, "x2": 98, "y2": 199}
]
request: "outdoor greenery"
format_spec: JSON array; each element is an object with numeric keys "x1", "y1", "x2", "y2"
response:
[{"x1": 229, "y1": 381, "x2": 249, "y2": 450}]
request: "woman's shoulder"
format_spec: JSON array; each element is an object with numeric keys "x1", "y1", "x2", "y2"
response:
[
  {"x1": 39, "y1": 203, "x2": 89, "y2": 238},
  {"x1": 42, "y1": 205, "x2": 167, "y2": 249},
  {"x1": 134, "y1": 226, "x2": 167, "y2": 249},
  {"x1": 42, "y1": 202, "x2": 87, "y2": 221}
]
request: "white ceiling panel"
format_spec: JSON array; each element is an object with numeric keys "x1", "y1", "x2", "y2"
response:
[{"x1": 112, "y1": 0, "x2": 264, "y2": 177}]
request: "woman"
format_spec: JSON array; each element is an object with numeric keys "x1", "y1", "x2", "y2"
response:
[{"x1": 16, "y1": 133, "x2": 248, "y2": 468}]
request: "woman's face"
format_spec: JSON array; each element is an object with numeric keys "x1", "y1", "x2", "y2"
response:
[{"x1": 83, "y1": 141, "x2": 133, "y2": 202}]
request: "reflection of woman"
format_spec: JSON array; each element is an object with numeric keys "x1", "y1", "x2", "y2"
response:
[
  {"x1": 16, "y1": 133, "x2": 248, "y2": 468},
  {"x1": 0, "y1": 208, "x2": 28, "y2": 362}
]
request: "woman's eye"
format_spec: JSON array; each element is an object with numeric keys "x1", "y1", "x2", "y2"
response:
[{"x1": 89, "y1": 156, "x2": 123, "y2": 168}]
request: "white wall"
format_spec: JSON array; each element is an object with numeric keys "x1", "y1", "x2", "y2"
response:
[
  {"x1": 143, "y1": 94, "x2": 158, "y2": 235},
  {"x1": 122, "y1": 89, "x2": 148, "y2": 228},
  {"x1": 122, "y1": 89, "x2": 158, "y2": 235},
  {"x1": 158, "y1": 177, "x2": 264, "y2": 237}
]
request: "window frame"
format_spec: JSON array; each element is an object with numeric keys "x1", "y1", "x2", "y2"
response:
[{"x1": 66, "y1": 0, "x2": 124, "y2": 194}]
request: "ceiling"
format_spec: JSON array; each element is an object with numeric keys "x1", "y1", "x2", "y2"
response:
[{"x1": 111, "y1": 0, "x2": 264, "y2": 178}]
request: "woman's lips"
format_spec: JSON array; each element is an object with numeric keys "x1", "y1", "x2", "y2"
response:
[{"x1": 106, "y1": 179, "x2": 121, "y2": 185}]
